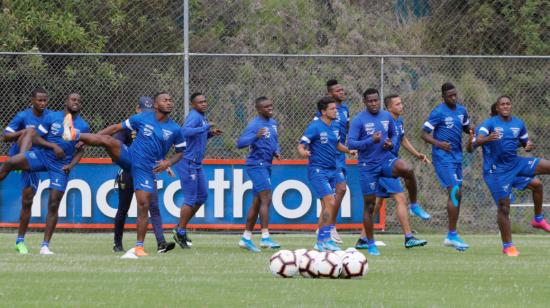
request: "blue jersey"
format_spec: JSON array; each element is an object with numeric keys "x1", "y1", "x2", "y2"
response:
[
  {"x1": 237, "y1": 116, "x2": 280, "y2": 166},
  {"x1": 478, "y1": 116, "x2": 529, "y2": 173},
  {"x1": 390, "y1": 116, "x2": 405, "y2": 157},
  {"x1": 473, "y1": 121, "x2": 493, "y2": 174},
  {"x1": 348, "y1": 109, "x2": 396, "y2": 167},
  {"x1": 422, "y1": 103, "x2": 469, "y2": 164},
  {"x1": 181, "y1": 109, "x2": 212, "y2": 163},
  {"x1": 37, "y1": 111, "x2": 90, "y2": 165},
  {"x1": 122, "y1": 112, "x2": 185, "y2": 170},
  {"x1": 300, "y1": 119, "x2": 341, "y2": 169},
  {"x1": 4, "y1": 108, "x2": 51, "y2": 156}
]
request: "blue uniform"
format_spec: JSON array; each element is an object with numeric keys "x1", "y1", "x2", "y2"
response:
[
  {"x1": 348, "y1": 109, "x2": 397, "y2": 196},
  {"x1": 300, "y1": 119, "x2": 345, "y2": 198},
  {"x1": 477, "y1": 116, "x2": 538, "y2": 203},
  {"x1": 422, "y1": 103, "x2": 470, "y2": 188},
  {"x1": 24, "y1": 111, "x2": 90, "y2": 191},
  {"x1": 4, "y1": 108, "x2": 50, "y2": 191},
  {"x1": 174, "y1": 109, "x2": 211, "y2": 206},
  {"x1": 119, "y1": 112, "x2": 185, "y2": 193},
  {"x1": 378, "y1": 116, "x2": 405, "y2": 198},
  {"x1": 315, "y1": 102, "x2": 350, "y2": 173},
  {"x1": 237, "y1": 116, "x2": 280, "y2": 195}
]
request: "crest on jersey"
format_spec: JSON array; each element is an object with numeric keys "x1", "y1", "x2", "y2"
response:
[
  {"x1": 364, "y1": 122, "x2": 375, "y2": 135},
  {"x1": 320, "y1": 131, "x2": 328, "y2": 144},
  {"x1": 333, "y1": 130, "x2": 340, "y2": 140},
  {"x1": 162, "y1": 129, "x2": 173, "y2": 141},
  {"x1": 272, "y1": 125, "x2": 277, "y2": 133},
  {"x1": 264, "y1": 127, "x2": 271, "y2": 139},
  {"x1": 370, "y1": 182, "x2": 377, "y2": 190},
  {"x1": 510, "y1": 127, "x2": 520, "y2": 138},
  {"x1": 143, "y1": 124, "x2": 154, "y2": 137},
  {"x1": 494, "y1": 127, "x2": 504, "y2": 139},
  {"x1": 444, "y1": 116, "x2": 454, "y2": 129},
  {"x1": 51, "y1": 122, "x2": 61, "y2": 135},
  {"x1": 381, "y1": 120, "x2": 389, "y2": 132}
]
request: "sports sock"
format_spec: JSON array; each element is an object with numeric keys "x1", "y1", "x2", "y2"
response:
[
  {"x1": 41, "y1": 241, "x2": 49, "y2": 247},
  {"x1": 135, "y1": 241, "x2": 144, "y2": 247},
  {"x1": 535, "y1": 214, "x2": 544, "y2": 223},
  {"x1": 503, "y1": 242, "x2": 514, "y2": 249},
  {"x1": 410, "y1": 203, "x2": 419, "y2": 210},
  {"x1": 360, "y1": 236, "x2": 369, "y2": 242},
  {"x1": 261, "y1": 229, "x2": 270, "y2": 239},
  {"x1": 405, "y1": 233, "x2": 413, "y2": 240},
  {"x1": 448, "y1": 230, "x2": 457, "y2": 238},
  {"x1": 329, "y1": 224, "x2": 335, "y2": 231},
  {"x1": 177, "y1": 228, "x2": 186, "y2": 236},
  {"x1": 317, "y1": 226, "x2": 328, "y2": 242},
  {"x1": 243, "y1": 230, "x2": 252, "y2": 240},
  {"x1": 16, "y1": 236, "x2": 25, "y2": 245}
]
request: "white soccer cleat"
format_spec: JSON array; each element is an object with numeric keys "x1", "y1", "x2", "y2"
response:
[
  {"x1": 330, "y1": 227, "x2": 343, "y2": 244},
  {"x1": 121, "y1": 248, "x2": 138, "y2": 259},
  {"x1": 39, "y1": 246, "x2": 55, "y2": 255}
]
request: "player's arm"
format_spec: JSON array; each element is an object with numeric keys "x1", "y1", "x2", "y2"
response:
[
  {"x1": 2, "y1": 113, "x2": 25, "y2": 142},
  {"x1": 475, "y1": 122, "x2": 499, "y2": 145},
  {"x1": 154, "y1": 152, "x2": 183, "y2": 173},
  {"x1": 518, "y1": 121, "x2": 533, "y2": 151},
  {"x1": 62, "y1": 147, "x2": 84, "y2": 174},
  {"x1": 97, "y1": 123, "x2": 124, "y2": 136},
  {"x1": 461, "y1": 109, "x2": 471, "y2": 134},
  {"x1": 337, "y1": 142, "x2": 356, "y2": 156},
  {"x1": 298, "y1": 124, "x2": 315, "y2": 157},
  {"x1": 182, "y1": 115, "x2": 210, "y2": 137},
  {"x1": 382, "y1": 118, "x2": 395, "y2": 150},
  {"x1": 347, "y1": 119, "x2": 377, "y2": 150},
  {"x1": 32, "y1": 126, "x2": 65, "y2": 159},
  {"x1": 297, "y1": 143, "x2": 310, "y2": 157},
  {"x1": 401, "y1": 136, "x2": 430, "y2": 163},
  {"x1": 236, "y1": 123, "x2": 261, "y2": 149},
  {"x1": 465, "y1": 128, "x2": 476, "y2": 153}
]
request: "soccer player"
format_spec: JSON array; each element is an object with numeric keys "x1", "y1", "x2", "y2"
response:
[
  {"x1": 348, "y1": 88, "x2": 423, "y2": 256},
  {"x1": 314, "y1": 79, "x2": 349, "y2": 244},
  {"x1": 172, "y1": 92, "x2": 222, "y2": 249},
  {"x1": 421, "y1": 82, "x2": 470, "y2": 251},
  {"x1": 237, "y1": 96, "x2": 281, "y2": 252},
  {"x1": 298, "y1": 96, "x2": 355, "y2": 252},
  {"x1": 64, "y1": 92, "x2": 185, "y2": 257},
  {"x1": 112, "y1": 96, "x2": 176, "y2": 254},
  {"x1": 474, "y1": 96, "x2": 550, "y2": 256},
  {"x1": 0, "y1": 92, "x2": 89, "y2": 254},
  {"x1": 359, "y1": 94, "x2": 430, "y2": 249},
  {"x1": 2, "y1": 88, "x2": 50, "y2": 254}
]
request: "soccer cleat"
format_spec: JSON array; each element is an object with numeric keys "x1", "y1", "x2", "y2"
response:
[
  {"x1": 62, "y1": 113, "x2": 76, "y2": 141},
  {"x1": 134, "y1": 246, "x2": 148, "y2": 257},
  {"x1": 444, "y1": 235, "x2": 469, "y2": 251},
  {"x1": 367, "y1": 244, "x2": 381, "y2": 256},
  {"x1": 112, "y1": 244, "x2": 125, "y2": 253},
  {"x1": 239, "y1": 237, "x2": 261, "y2": 253},
  {"x1": 186, "y1": 236, "x2": 193, "y2": 247},
  {"x1": 39, "y1": 246, "x2": 54, "y2": 255},
  {"x1": 15, "y1": 242, "x2": 29, "y2": 254},
  {"x1": 260, "y1": 237, "x2": 281, "y2": 249},
  {"x1": 330, "y1": 227, "x2": 343, "y2": 244},
  {"x1": 531, "y1": 219, "x2": 550, "y2": 232},
  {"x1": 157, "y1": 241, "x2": 176, "y2": 254},
  {"x1": 502, "y1": 246, "x2": 520, "y2": 257},
  {"x1": 314, "y1": 242, "x2": 325, "y2": 252},
  {"x1": 409, "y1": 204, "x2": 431, "y2": 220},
  {"x1": 355, "y1": 238, "x2": 370, "y2": 250},
  {"x1": 322, "y1": 240, "x2": 342, "y2": 252},
  {"x1": 405, "y1": 236, "x2": 428, "y2": 248},
  {"x1": 172, "y1": 228, "x2": 190, "y2": 249}
]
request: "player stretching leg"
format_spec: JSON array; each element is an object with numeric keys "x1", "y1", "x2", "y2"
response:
[
  {"x1": 64, "y1": 92, "x2": 185, "y2": 257},
  {"x1": 299, "y1": 96, "x2": 355, "y2": 252},
  {"x1": 172, "y1": 93, "x2": 222, "y2": 249},
  {"x1": 421, "y1": 83, "x2": 471, "y2": 251},
  {"x1": 237, "y1": 97, "x2": 281, "y2": 252}
]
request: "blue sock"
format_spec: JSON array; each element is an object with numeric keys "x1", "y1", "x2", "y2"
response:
[
  {"x1": 367, "y1": 239, "x2": 376, "y2": 247},
  {"x1": 410, "y1": 203, "x2": 419, "y2": 209},
  {"x1": 535, "y1": 214, "x2": 544, "y2": 223},
  {"x1": 503, "y1": 242, "x2": 514, "y2": 249},
  {"x1": 177, "y1": 228, "x2": 186, "y2": 236},
  {"x1": 405, "y1": 233, "x2": 413, "y2": 240},
  {"x1": 135, "y1": 241, "x2": 144, "y2": 247},
  {"x1": 41, "y1": 241, "x2": 49, "y2": 247},
  {"x1": 448, "y1": 230, "x2": 457, "y2": 238},
  {"x1": 16, "y1": 236, "x2": 25, "y2": 245},
  {"x1": 329, "y1": 224, "x2": 335, "y2": 231}
]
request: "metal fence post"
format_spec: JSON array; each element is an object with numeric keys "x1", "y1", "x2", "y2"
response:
[
  {"x1": 183, "y1": 0, "x2": 190, "y2": 116},
  {"x1": 380, "y1": 56, "x2": 384, "y2": 107}
]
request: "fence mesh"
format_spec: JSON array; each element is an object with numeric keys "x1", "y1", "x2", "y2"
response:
[{"x1": 2, "y1": 53, "x2": 550, "y2": 232}]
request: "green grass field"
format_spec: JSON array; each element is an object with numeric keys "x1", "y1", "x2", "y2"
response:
[{"x1": 1, "y1": 232, "x2": 550, "y2": 307}]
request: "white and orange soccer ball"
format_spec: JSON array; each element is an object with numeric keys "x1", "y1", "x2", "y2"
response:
[
  {"x1": 298, "y1": 250, "x2": 319, "y2": 278},
  {"x1": 269, "y1": 250, "x2": 298, "y2": 278},
  {"x1": 314, "y1": 251, "x2": 342, "y2": 279},
  {"x1": 341, "y1": 251, "x2": 368, "y2": 279}
]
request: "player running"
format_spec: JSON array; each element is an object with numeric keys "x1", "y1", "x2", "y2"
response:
[
  {"x1": 237, "y1": 96, "x2": 281, "y2": 252},
  {"x1": 64, "y1": 92, "x2": 185, "y2": 257},
  {"x1": 421, "y1": 82, "x2": 471, "y2": 251},
  {"x1": 172, "y1": 93, "x2": 222, "y2": 249},
  {"x1": 348, "y1": 89, "x2": 423, "y2": 256},
  {"x1": 0, "y1": 92, "x2": 89, "y2": 254},
  {"x1": 298, "y1": 96, "x2": 355, "y2": 252},
  {"x1": 2, "y1": 88, "x2": 50, "y2": 254},
  {"x1": 474, "y1": 96, "x2": 550, "y2": 256}
]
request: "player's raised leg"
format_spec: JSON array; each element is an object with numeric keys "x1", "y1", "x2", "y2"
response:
[{"x1": 526, "y1": 179, "x2": 550, "y2": 231}]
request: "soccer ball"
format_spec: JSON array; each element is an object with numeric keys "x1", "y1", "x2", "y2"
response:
[
  {"x1": 269, "y1": 250, "x2": 298, "y2": 278},
  {"x1": 345, "y1": 247, "x2": 358, "y2": 253},
  {"x1": 315, "y1": 251, "x2": 342, "y2": 279},
  {"x1": 334, "y1": 250, "x2": 346, "y2": 261},
  {"x1": 294, "y1": 248, "x2": 308, "y2": 261},
  {"x1": 298, "y1": 250, "x2": 319, "y2": 278},
  {"x1": 341, "y1": 251, "x2": 368, "y2": 279}
]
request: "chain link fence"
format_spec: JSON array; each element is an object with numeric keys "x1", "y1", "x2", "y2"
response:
[{"x1": 2, "y1": 53, "x2": 550, "y2": 232}]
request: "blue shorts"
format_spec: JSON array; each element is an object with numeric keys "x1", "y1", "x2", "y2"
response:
[
  {"x1": 336, "y1": 154, "x2": 347, "y2": 176},
  {"x1": 175, "y1": 159, "x2": 207, "y2": 206},
  {"x1": 24, "y1": 150, "x2": 68, "y2": 191},
  {"x1": 377, "y1": 177, "x2": 404, "y2": 198},
  {"x1": 433, "y1": 162, "x2": 462, "y2": 188},
  {"x1": 483, "y1": 172, "x2": 533, "y2": 204},
  {"x1": 308, "y1": 167, "x2": 346, "y2": 199},
  {"x1": 21, "y1": 171, "x2": 40, "y2": 192},
  {"x1": 114, "y1": 143, "x2": 156, "y2": 193},
  {"x1": 359, "y1": 158, "x2": 398, "y2": 196},
  {"x1": 246, "y1": 165, "x2": 272, "y2": 195},
  {"x1": 487, "y1": 157, "x2": 540, "y2": 203}
]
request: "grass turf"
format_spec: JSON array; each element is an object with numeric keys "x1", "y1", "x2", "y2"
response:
[{"x1": 1, "y1": 233, "x2": 550, "y2": 307}]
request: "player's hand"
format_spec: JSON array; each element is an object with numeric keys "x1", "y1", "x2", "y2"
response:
[
  {"x1": 166, "y1": 167, "x2": 176, "y2": 177},
  {"x1": 382, "y1": 138, "x2": 393, "y2": 150},
  {"x1": 437, "y1": 141, "x2": 452, "y2": 152},
  {"x1": 274, "y1": 153, "x2": 281, "y2": 160},
  {"x1": 53, "y1": 145, "x2": 66, "y2": 159},
  {"x1": 257, "y1": 128, "x2": 268, "y2": 138},
  {"x1": 468, "y1": 128, "x2": 474, "y2": 141},
  {"x1": 75, "y1": 141, "x2": 85, "y2": 150},
  {"x1": 372, "y1": 132, "x2": 381, "y2": 143},
  {"x1": 210, "y1": 128, "x2": 223, "y2": 136},
  {"x1": 349, "y1": 150, "x2": 358, "y2": 157},
  {"x1": 487, "y1": 132, "x2": 500, "y2": 141},
  {"x1": 416, "y1": 153, "x2": 431, "y2": 164},
  {"x1": 153, "y1": 160, "x2": 171, "y2": 173},
  {"x1": 524, "y1": 140, "x2": 535, "y2": 152},
  {"x1": 62, "y1": 164, "x2": 73, "y2": 174},
  {"x1": 298, "y1": 148, "x2": 311, "y2": 158}
]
